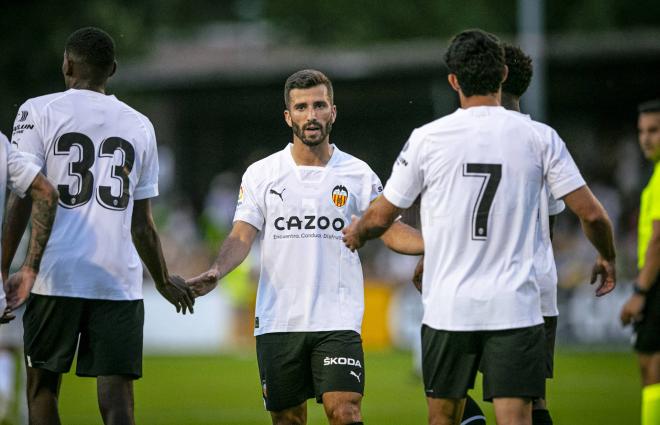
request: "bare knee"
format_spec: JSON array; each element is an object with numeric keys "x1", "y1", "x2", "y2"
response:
[
  {"x1": 270, "y1": 403, "x2": 306, "y2": 425},
  {"x1": 323, "y1": 392, "x2": 362, "y2": 425},
  {"x1": 427, "y1": 397, "x2": 464, "y2": 425},
  {"x1": 97, "y1": 375, "x2": 135, "y2": 425},
  {"x1": 639, "y1": 353, "x2": 660, "y2": 386}
]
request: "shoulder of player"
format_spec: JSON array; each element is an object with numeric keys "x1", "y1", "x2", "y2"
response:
[
  {"x1": 243, "y1": 149, "x2": 282, "y2": 184},
  {"x1": 18, "y1": 91, "x2": 71, "y2": 115},
  {"x1": 329, "y1": 146, "x2": 376, "y2": 176}
]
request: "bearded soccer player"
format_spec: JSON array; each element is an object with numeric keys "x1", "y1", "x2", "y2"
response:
[
  {"x1": 4, "y1": 27, "x2": 194, "y2": 425},
  {"x1": 343, "y1": 29, "x2": 616, "y2": 425},
  {"x1": 621, "y1": 99, "x2": 660, "y2": 425},
  {"x1": 188, "y1": 69, "x2": 422, "y2": 425}
]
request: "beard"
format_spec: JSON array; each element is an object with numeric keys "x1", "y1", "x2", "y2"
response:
[{"x1": 292, "y1": 119, "x2": 333, "y2": 146}]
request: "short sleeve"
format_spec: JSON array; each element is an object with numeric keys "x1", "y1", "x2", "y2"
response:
[
  {"x1": 649, "y1": 165, "x2": 660, "y2": 221},
  {"x1": 11, "y1": 101, "x2": 46, "y2": 169},
  {"x1": 133, "y1": 119, "x2": 159, "y2": 200},
  {"x1": 547, "y1": 193, "x2": 565, "y2": 216},
  {"x1": 383, "y1": 130, "x2": 424, "y2": 209},
  {"x1": 543, "y1": 129, "x2": 586, "y2": 200},
  {"x1": 233, "y1": 167, "x2": 266, "y2": 231},
  {"x1": 2, "y1": 133, "x2": 40, "y2": 198}
]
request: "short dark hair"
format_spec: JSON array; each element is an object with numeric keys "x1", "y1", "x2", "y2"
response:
[
  {"x1": 284, "y1": 69, "x2": 334, "y2": 109},
  {"x1": 638, "y1": 99, "x2": 660, "y2": 114},
  {"x1": 65, "y1": 27, "x2": 115, "y2": 83},
  {"x1": 502, "y1": 44, "x2": 533, "y2": 98},
  {"x1": 444, "y1": 29, "x2": 505, "y2": 97}
]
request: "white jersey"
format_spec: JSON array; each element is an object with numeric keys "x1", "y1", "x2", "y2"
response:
[
  {"x1": 11, "y1": 89, "x2": 160, "y2": 300},
  {"x1": 521, "y1": 113, "x2": 568, "y2": 317},
  {"x1": 234, "y1": 144, "x2": 382, "y2": 336},
  {"x1": 0, "y1": 132, "x2": 41, "y2": 311},
  {"x1": 383, "y1": 106, "x2": 585, "y2": 331}
]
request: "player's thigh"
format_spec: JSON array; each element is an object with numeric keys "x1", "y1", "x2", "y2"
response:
[
  {"x1": 421, "y1": 325, "x2": 481, "y2": 399},
  {"x1": 310, "y1": 331, "x2": 364, "y2": 404},
  {"x1": 634, "y1": 278, "x2": 660, "y2": 358},
  {"x1": 23, "y1": 295, "x2": 84, "y2": 373},
  {"x1": 542, "y1": 316, "x2": 558, "y2": 380},
  {"x1": 76, "y1": 299, "x2": 144, "y2": 379},
  {"x1": 257, "y1": 332, "x2": 314, "y2": 412},
  {"x1": 481, "y1": 324, "x2": 545, "y2": 401}
]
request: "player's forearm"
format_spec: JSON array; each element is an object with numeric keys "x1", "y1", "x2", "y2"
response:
[
  {"x1": 357, "y1": 196, "x2": 402, "y2": 243},
  {"x1": 579, "y1": 213, "x2": 616, "y2": 261},
  {"x1": 23, "y1": 179, "x2": 59, "y2": 271},
  {"x1": 2, "y1": 192, "x2": 33, "y2": 275},
  {"x1": 132, "y1": 220, "x2": 169, "y2": 287},
  {"x1": 637, "y1": 232, "x2": 660, "y2": 290},
  {"x1": 209, "y1": 234, "x2": 252, "y2": 280},
  {"x1": 380, "y1": 221, "x2": 424, "y2": 255}
]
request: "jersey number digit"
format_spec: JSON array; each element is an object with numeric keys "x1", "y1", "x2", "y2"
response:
[
  {"x1": 54, "y1": 133, "x2": 136, "y2": 210},
  {"x1": 463, "y1": 163, "x2": 502, "y2": 240},
  {"x1": 54, "y1": 132, "x2": 95, "y2": 208},
  {"x1": 97, "y1": 137, "x2": 136, "y2": 210}
]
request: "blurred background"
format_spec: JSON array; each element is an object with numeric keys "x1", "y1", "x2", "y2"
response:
[{"x1": 0, "y1": 1, "x2": 659, "y2": 424}]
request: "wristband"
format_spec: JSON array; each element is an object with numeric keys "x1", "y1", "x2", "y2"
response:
[{"x1": 633, "y1": 282, "x2": 648, "y2": 296}]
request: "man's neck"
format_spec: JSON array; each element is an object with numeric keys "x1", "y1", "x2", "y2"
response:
[
  {"x1": 290, "y1": 139, "x2": 333, "y2": 166},
  {"x1": 459, "y1": 91, "x2": 500, "y2": 109},
  {"x1": 67, "y1": 80, "x2": 106, "y2": 94},
  {"x1": 500, "y1": 93, "x2": 521, "y2": 112}
]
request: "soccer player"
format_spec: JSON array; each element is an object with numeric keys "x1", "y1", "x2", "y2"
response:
[
  {"x1": 343, "y1": 29, "x2": 616, "y2": 425},
  {"x1": 3, "y1": 27, "x2": 194, "y2": 425},
  {"x1": 620, "y1": 99, "x2": 660, "y2": 425},
  {"x1": 188, "y1": 69, "x2": 422, "y2": 425},
  {"x1": 499, "y1": 43, "x2": 565, "y2": 425}
]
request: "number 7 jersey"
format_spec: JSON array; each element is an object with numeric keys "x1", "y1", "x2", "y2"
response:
[
  {"x1": 384, "y1": 106, "x2": 585, "y2": 331},
  {"x1": 11, "y1": 89, "x2": 159, "y2": 300}
]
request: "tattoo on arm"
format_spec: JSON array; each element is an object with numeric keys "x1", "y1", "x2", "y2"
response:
[{"x1": 24, "y1": 184, "x2": 58, "y2": 271}]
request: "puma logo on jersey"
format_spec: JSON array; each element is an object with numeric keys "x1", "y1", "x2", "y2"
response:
[
  {"x1": 323, "y1": 356, "x2": 362, "y2": 368},
  {"x1": 269, "y1": 188, "x2": 285, "y2": 201},
  {"x1": 350, "y1": 371, "x2": 362, "y2": 382}
]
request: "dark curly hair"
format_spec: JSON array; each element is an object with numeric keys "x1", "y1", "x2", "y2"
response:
[
  {"x1": 444, "y1": 29, "x2": 505, "y2": 97},
  {"x1": 65, "y1": 27, "x2": 115, "y2": 84},
  {"x1": 284, "y1": 69, "x2": 334, "y2": 109},
  {"x1": 638, "y1": 99, "x2": 660, "y2": 114},
  {"x1": 502, "y1": 44, "x2": 533, "y2": 98}
]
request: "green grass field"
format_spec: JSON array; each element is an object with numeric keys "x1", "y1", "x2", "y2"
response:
[{"x1": 58, "y1": 350, "x2": 640, "y2": 424}]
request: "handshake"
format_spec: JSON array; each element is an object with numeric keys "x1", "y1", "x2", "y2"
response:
[
  {"x1": 0, "y1": 267, "x2": 223, "y2": 325},
  {"x1": 150, "y1": 268, "x2": 224, "y2": 316}
]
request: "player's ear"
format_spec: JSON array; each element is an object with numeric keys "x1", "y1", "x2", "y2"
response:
[
  {"x1": 447, "y1": 74, "x2": 460, "y2": 93},
  {"x1": 501, "y1": 64, "x2": 509, "y2": 84},
  {"x1": 62, "y1": 52, "x2": 74, "y2": 77},
  {"x1": 284, "y1": 109, "x2": 292, "y2": 128},
  {"x1": 108, "y1": 61, "x2": 117, "y2": 78},
  {"x1": 331, "y1": 105, "x2": 337, "y2": 123}
]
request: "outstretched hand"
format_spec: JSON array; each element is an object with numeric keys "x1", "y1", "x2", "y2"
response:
[
  {"x1": 342, "y1": 215, "x2": 364, "y2": 252},
  {"x1": 5, "y1": 266, "x2": 37, "y2": 311},
  {"x1": 187, "y1": 269, "x2": 220, "y2": 298},
  {"x1": 590, "y1": 256, "x2": 616, "y2": 297},
  {"x1": 156, "y1": 274, "x2": 195, "y2": 314}
]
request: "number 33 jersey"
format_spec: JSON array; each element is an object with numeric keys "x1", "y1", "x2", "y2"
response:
[
  {"x1": 384, "y1": 106, "x2": 585, "y2": 331},
  {"x1": 11, "y1": 89, "x2": 159, "y2": 300},
  {"x1": 235, "y1": 144, "x2": 382, "y2": 336}
]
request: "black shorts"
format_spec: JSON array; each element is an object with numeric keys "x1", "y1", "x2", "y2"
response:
[
  {"x1": 422, "y1": 324, "x2": 546, "y2": 401},
  {"x1": 633, "y1": 276, "x2": 660, "y2": 353},
  {"x1": 256, "y1": 330, "x2": 364, "y2": 412},
  {"x1": 542, "y1": 316, "x2": 558, "y2": 379},
  {"x1": 23, "y1": 294, "x2": 144, "y2": 379}
]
